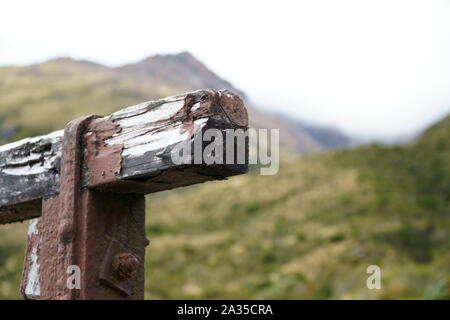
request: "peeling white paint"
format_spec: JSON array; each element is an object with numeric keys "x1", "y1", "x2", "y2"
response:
[
  {"x1": 112, "y1": 100, "x2": 185, "y2": 130},
  {"x1": 0, "y1": 130, "x2": 63, "y2": 152},
  {"x1": 25, "y1": 246, "x2": 41, "y2": 298},
  {"x1": 121, "y1": 126, "x2": 189, "y2": 156},
  {"x1": 105, "y1": 93, "x2": 209, "y2": 157},
  {"x1": 120, "y1": 118, "x2": 208, "y2": 157},
  {"x1": 191, "y1": 102, "x2": 201, "y2": 112},
  {"x1": 105, "y1": 99, "x2": 185, "y2": 147},
  {"x1": 25, "y1": 218, "x2": 41, "y2": 299},
  {"x1": 0, "y1": 129, "x2": 62, "y2": 176},
  {"x1": 2, "y1": 162, "x2": 55, "y2": 176},
  {"x1": 28, "y1": 218, "x2": 39, "y2": 236},
  {"x1": 107, "y1": 94, "x2": 184, "y2": 121}
]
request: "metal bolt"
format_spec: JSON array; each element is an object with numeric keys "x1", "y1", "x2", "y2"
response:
[{"x1": 113, "y1": 253, "x2": 139, "y2": 280}]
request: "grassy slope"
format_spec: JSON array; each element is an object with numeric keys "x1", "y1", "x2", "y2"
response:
[
  {"x1": 144, "y1": 115, "x2": 450, "y2": 299},
  {"x1": 143, "y1": 132, "x2": 450, "y2": 299},
  {"x1": 1, "y1": 116, "x2": 449, "y2": 299},
  {"x1": 141, "y1": 113, "x2": 448, "y2": 299}
]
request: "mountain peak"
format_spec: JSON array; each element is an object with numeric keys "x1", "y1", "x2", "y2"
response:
[
  {"x1": 139, "y1": 51, "x2": 201, "y2": 65},
  {"x1": 119, "y1": 52, "x2": 245, "y2": 97}
]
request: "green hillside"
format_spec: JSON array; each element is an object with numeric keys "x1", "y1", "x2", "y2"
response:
[
  {"x1": 0, "y1": 58, "x2": 185, "y2": 142},
  {"x1": 141, "y1": 116, "x2": 450, "y2": 299},
  {"x1": 1, "y1": 115, "x2": 449, "y2": 299}
]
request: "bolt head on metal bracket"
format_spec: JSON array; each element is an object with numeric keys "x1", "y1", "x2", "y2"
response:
[{"x1": 99, "y1": 237, "x2": 142, "y2": 297}]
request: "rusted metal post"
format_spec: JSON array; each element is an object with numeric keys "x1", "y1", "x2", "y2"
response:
[{"x1": 21, "y1": 116, "x2": 147, "y2": 299}]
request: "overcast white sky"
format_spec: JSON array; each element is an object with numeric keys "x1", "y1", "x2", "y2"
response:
[{"x1": 1, "y1": 0, "x2": 450, "y2": 141}]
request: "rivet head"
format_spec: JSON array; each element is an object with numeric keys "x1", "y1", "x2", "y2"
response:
[{"x1": 113, "y1": 253, "x2": 139, "y2": 280}]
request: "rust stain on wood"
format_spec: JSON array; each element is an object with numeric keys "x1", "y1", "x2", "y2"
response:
[
  {"x1": 177, "y1": 90, "x2": 217, "y2": 136},
  {"x1": 84, "y1": 118, "x2": 123, "y2": 187}
]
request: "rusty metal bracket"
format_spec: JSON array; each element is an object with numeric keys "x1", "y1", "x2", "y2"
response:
[
  {"x1": 21, "y1": 115, "x2": 147, "y2": 300},
  {"x1": 57, "y1": 115, "x2": 99, "y2": 299}
]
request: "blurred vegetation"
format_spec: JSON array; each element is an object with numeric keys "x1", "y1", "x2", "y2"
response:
[
  {"x1": 0, "y1": 59, "x2": 449, "y2": 299},
  {"x1": 140, "y1": 115, "x2": 450, "y2": 299},
  {"x1": 0, "y1": 223, "x2": 27, "y2": 299}
]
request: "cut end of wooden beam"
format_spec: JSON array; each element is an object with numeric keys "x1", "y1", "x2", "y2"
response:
[{"x1": 218, "y1": 90, "x2": 248, "y2": 128}]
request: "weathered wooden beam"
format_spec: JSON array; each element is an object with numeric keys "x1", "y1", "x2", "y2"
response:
[
  {"x1": 0, "y1": 130, "x2": 63, "y2": 223},
  {"x1": 0, "y1": 89, "x2": 248, "y2": 224}
]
